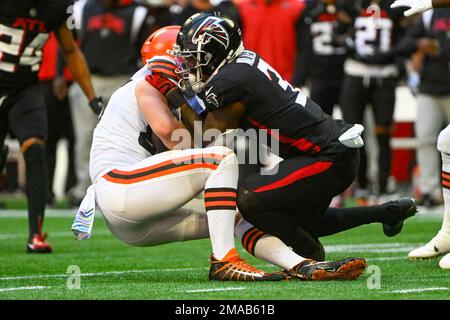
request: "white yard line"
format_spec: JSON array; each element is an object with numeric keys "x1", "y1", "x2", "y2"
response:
[
  {"x1": 365, "y1": 256, "x2": 407, "y2": 262},
  {"x1": 0, "y1": 286, "x2": 50, "y2": 293},
  {"x1": 324, "y1": 243, "x2": 420, "y2": 253},
  {"x1": 183, "y1": 288, "x2": 246, "y2": 293},
  {"x1": 0, "y1": 230, "x2": 111, "y2": 240},
  {"x1": 385, "y1": 287, "x2": 449, "y2": 294},
  {"x1": 0, "y1": 209, "x2": 80, "y2": 218},
  {"x1": 0, "y1": 255, "x2": 407, "y2": 282},
  {"x1": 0, "y1": 268, "x2": 204, "y2": 281}
]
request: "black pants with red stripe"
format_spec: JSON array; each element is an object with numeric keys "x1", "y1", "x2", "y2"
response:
[{"x1": 237, "y1": 148, "x2": 360, "y2": 260}]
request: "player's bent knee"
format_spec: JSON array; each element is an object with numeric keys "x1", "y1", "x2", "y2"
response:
[
  {"x1": 212, "y1": 146, "x2": 238, "y2": 172},
  {"x1": 205, "y1": 145, "x2": 234, "y2": 156},
  {"x1": 438, "y1": 125, "x2": 450, "y2": 154},
  {"x1": 296, "y1": 239, "x2": 325, "y2": 262}
]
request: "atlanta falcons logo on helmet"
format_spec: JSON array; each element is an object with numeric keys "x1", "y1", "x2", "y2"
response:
[{"x1": 191, "y1": 16, "x2": 230, "y2": 49}]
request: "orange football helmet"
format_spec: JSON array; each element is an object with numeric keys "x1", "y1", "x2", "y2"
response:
[{"x1": 141, "y1": 26, "x2": 181, "y2": 66}]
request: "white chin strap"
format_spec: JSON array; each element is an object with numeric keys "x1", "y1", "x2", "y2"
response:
[{"x1": 189, "y1": 74, "x2": 204, "y2": 92}]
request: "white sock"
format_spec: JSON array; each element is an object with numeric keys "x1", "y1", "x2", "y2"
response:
[
  {"x1": 204, "y1": 150, "x2": 239, "y2": 260},
  {"x1": 440, "y1": 152, "x2": 450, "y2": 237},
  {"x1": 206, "y1": 209, "x2": 236, "y2": 260},
  {"x1": 235, "y1": 218, "x2": 305, "y2": 270}
]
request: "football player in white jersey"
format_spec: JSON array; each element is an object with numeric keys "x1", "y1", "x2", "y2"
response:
[
  {"x1": 72, "y1": 26, "x2": 368, "y2": 281},
  {"x1": 392, "y1": 0, "x2": 450, "y2": 16},
  {"x1": 391, "y1": 0, "x2": 450, "y2": 269},
  {"x1": 408, "y1": 125, "x2": 450, "y2": 269}
]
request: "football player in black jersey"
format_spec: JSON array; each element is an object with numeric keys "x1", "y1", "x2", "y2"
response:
[
  {"x1": 0, "y1": 0, "x2": 102, "y2": 253},
  {"x1": 336, "y1": 0, "x2": 410, "y2": 202},
  {"x1": 147, "y1": 13, "x2": 420, "y2": 279},
  {"x1": 294, "y1": 0, "x2": 346, "y2": 116}
]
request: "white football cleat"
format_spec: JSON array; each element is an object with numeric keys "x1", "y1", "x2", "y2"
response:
[
  {"x1": 408, "y1": 231, "x2": 450, "y2": 259},
  {"x1": 439, "y1": 253, "x2": 450, "y2": 269}
]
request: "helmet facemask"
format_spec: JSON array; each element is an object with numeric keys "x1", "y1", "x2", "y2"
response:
[
  {"x1": 172, "y1": 44, "x2": 213, "y2": 93},
  {"x1": 174, "y1": 14, "x2": 244, "y2": 94}
]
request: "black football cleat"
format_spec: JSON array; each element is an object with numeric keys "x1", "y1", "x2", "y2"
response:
[
  {"x1": 209, "y1": 248, "x2": 286, "y2": 281},
  {"x1": 382, "y1": 198, "x2": 418, "y2": 237},
  {"x1": 288, "y1": 257, "x2": 366, "y2": 281}
]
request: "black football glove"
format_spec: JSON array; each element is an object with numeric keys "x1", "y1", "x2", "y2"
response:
[{"x1": 89, "y1": 96, "x2": 104, "y2": 116}]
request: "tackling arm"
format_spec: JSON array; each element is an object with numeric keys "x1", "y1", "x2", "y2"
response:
[
  {"x1": 180, "y1": 104, "x2": 203, "y2": 145},
  {"x1": 201, "y1": 102, "x2": 246, "y2": 147},
  {"x1": 136, "y1": 80, "x2": 192, "y2": 150}
]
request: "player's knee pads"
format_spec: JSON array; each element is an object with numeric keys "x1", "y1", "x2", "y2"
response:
[{"x1": 437, "y1": 126, "x2": 450, "y2": 154}]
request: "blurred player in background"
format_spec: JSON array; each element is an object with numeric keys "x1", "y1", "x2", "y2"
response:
[
  {"x1": 67, "y1": 0, "x2": 157, "y2": 206},
  {"x1": 396, "y1": 7, "x2": 450, "y2": 269},
  {"x1": 409, "y1": 126, "x2": 450, "y2": 269},
  {"x1": 237, "y1": 0, "x2": 305, "y2": 83},
  {"x1": 0, "y1": 0, "x2": 102, "y2": 253},
  {"x1": 294, "y1": 0, "x2": 346, "y2": 117},
  {"x1": 38, "y1": 33, "x2": 77, "y2": 206},
  {"x1": 397, "y1": 9, "x2": 450, "y2": 207},
  {"x1": 337, "y1": 0, "x2": 409, "y2": 203},
  {"x1": 392, "y1": 0, "x2": 450, "y2": 16},
  {"x1": 171, "y1": 0, "x2": 240, "y2": 27}
]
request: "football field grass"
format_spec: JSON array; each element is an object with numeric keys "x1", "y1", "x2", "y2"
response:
[{"x1": 0, "y1": 209, "x2": 449, "y2": 300}]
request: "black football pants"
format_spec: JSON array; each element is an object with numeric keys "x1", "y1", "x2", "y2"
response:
[
  {"x1": 340, "y1": 75, "x2": 397, "y2": 193},
  {"x1": 237, "y1": 148, "x2": 359, "y2": 259},
  {"x1": 309, "y1": 77, "x2": 342, "y2": 117}
]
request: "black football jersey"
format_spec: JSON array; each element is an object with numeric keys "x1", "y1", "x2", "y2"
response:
[
  {"x1": 337, "y1": 0, "x2": 405, "y2": 65},
  {"x1": 0, "y1": 0, "x2": 72, "y2": 94},
  {"x1": 197, "y1": 50, "x2": 352, "y2": 159},
  {"x1": 298, "y1": 0, "x2": 346, "y2": 79}
]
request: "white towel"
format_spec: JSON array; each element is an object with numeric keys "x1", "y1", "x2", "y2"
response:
[{"x1": 71, "y1": 185, "x2": 96, "y2": 240}]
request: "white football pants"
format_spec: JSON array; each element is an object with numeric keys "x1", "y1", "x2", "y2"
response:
[{"x1": 94, "y1": 146, "x2": 238, "y2": 246}]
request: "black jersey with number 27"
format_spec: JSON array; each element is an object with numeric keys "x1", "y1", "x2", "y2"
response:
[
  {"x1": 0, "y1": 0, "x2": 73, "y2": 94},
  {"x1": 197, "y1": 50, "x2": 353, "y2": 159}
]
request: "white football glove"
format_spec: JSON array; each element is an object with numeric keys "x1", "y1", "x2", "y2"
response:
[{"x1": 391, "y1": 0, "x2": 433, "y2": 16}]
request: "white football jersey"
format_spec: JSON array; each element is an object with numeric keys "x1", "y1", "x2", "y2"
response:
[{"x1": 89, "y1": 67, "x2": 151, "y2": 183}]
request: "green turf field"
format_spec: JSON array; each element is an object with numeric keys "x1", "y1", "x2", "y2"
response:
[{"x1": 0, "y1": 209, "x2": 449, "y2": 300}]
